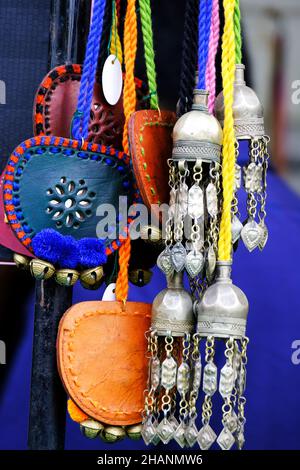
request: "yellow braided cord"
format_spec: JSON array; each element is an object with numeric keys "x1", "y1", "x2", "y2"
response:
[
  {"x1": 110, "y1": 0, "x2": 123, "y2": 64},
  {"x1": 217, "y1": 0, "x2": 235, "y2": 262},
  {"x1": 122, "y1": 0, "x2": 137, "y2": 154}
]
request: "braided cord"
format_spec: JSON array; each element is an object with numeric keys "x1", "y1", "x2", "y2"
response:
[
  {"x1": 99, "y1": 0, "x2": 113, "y2": 68},
  {"x1": 217, "y1": 0, "x2": 236, "y2": 261},
  {"x1": 178, "y1": 0, "x2": 199, "y2": 117},
  {"x1": 122, "y1": 0, "x2": 137, "y2": 153},
  {"x1": 197, "y1": 0, "x2": 213, "y2": 90},
  {"x1": 72, "y1": 0, "x2": 106, "y2": 140},
  {"x1": 139, "y1": 0, "x2": 159, "y2": 109},
  {"x1": 205, "y1": 0, "x2": 220, "y2": 113},
  {"x1": 116, "y1": 0, "x2": 138, "y2": 304},
  {"x1": 110, "y1": 0, "x2": 123, "y2": 64},
  {"x1": 234, "y1": 0, "x2": 242, "y2": 64}
]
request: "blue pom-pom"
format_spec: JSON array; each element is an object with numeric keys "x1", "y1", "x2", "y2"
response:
[
  {"x1": 59, "y1": 235, "x2": 79, "y2": 269},
  {"x1": 32, "y1": 229, "x2": 64, "y2": 264},
  {"x1": 78, "y1": 238, "x2": 107, "y2": 268}
]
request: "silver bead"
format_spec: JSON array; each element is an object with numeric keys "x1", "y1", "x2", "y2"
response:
[
  {"x1": 173, "y1": 89, "x2": 223, "y2": 163},
  {"x1": 196, "y1": 261, "x2": 249, "y2": 339},
  {"x1": 215, "y1": 64, "x2": 265, "y2": 140},
  {"x1": 151, "y1": 272, "x2": 194, "y2": 336}
]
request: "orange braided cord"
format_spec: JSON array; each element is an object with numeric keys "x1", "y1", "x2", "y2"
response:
[
  {"x1": 122, "y1": 0, "x2": 137, "y2": 154},
  {"x1": 116, "y1": 0, "x2": 137, "y2": 303},
  {"x1": 115, "y1": 238, "x2": 131, "y2": 303}
]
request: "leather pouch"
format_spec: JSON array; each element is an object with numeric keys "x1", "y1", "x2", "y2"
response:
[{"x1": 57, "y1": 300, "x2": 151, "y2": 425}]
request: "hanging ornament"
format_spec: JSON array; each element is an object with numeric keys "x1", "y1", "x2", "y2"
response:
[
  {"x1": 214, "y1": 0, "x2": 270, "y2": 252},
  {"x1": 195, "y1": 261, "x2": 249, "y2": 450},
  {"x1": 142, "y1": 271, "x2": 194, "y2": 446},
  {"x1": 191, "y1": 0, "x2": 252, "y2": 450}
]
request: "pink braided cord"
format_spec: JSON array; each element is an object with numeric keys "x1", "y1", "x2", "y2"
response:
[{"x1": 205, "y1": 0, "x2": 220, "y2": 114}]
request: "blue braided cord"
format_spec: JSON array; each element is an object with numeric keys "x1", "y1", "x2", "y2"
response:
[
  {"x1": 197, "y1": 0, "x2": 213, "y2": 90},
  {"x1": 81, "y1": 0, "x2": 106, "y2": 138},
  {"x1": 204, "y1": 0, "x2": 213, "y2": 87},
  {"x1": 72, "y1": 0, "x2": 106, "y2": 140}
]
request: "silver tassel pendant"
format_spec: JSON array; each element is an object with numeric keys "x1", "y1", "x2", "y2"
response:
[
  {"x1": 215, "y1": 64, "x2": 270, "y2": 252},
  {"x1": 195, "y1": 261, "x2": 249, "y2": 450},
  {"x1": 142, "y1": 271, "x2": 194, "y2": 446}
]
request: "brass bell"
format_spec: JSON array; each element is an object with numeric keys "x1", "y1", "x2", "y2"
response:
[
  {"x1": 126, "y1": 423, "x2": 142, "y2": 441},
  {"x1": 80, "y1": 419, "x2": 104, "y2": 439},
  {"x1": 30, "y1": 258, "x2": 55, "y2": 281},
  {"x1": 129, "y1": 269, "x2": 152, "y2": 287},
  {"x1": 55, "y1": 268, "x2": 79, "y2": 287},
  {"x1": 80, "y1": 266, "x2": 104, "y2": 290},
  {"x1": 215, "y1": 64, "x2": 265, "y2": 140},
  {"x1": 101, "y1": 426, "x2": 126, "y2": 443},
  {"x1": 13, "y1": 253, "x2": 30, "y2": 269}
]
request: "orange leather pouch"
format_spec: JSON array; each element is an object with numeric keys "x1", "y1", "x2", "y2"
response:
[
  {"x1": 57, "y1": 300, "x2": 151, "y2": 425},
  {"x1": 128, "y1": 109, "x2": 176, "y2": 221}
]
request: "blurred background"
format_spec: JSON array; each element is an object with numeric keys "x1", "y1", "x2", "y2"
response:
[
  {"x1": 0, "y1": 0, "x2": 300, "y2": 451},
  {"x1": 242, "y1": 0, "x2": 300, "y2": 192}
]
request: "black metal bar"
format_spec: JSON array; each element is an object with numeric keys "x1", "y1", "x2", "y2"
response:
[{"x1": 28, "y1": 279, "x2": 73, "y2": 450}]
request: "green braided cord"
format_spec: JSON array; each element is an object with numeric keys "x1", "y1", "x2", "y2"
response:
[
  {"x1": 234, "y1": 0, "x2": 242, "y2": 64},
  {"x1": 139, "y1": 0, "x2": 159, "y2": 109}
]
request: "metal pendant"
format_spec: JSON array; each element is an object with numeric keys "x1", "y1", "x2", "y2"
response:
[
  {"x1": 150, "y1": 357, "x2": 160, "y2": 391},
  {"x1": 178, "y1": 183, "x2": 189, "y2": 217},
  {"x1": 188, "y1": 184, "x2": 204, "y2": 219},
  {"x1": 206, "y1": 245, "x2": 216, "y2": 280},
  {"x1": 203, "y1": 362, "x2": 218, "y2": 396},
  {"x1": 231, "y1": 215, "x2": 243, "y2": 244},
  {"x1": 177, "y1": 362, "x2": 190, "y2": 396},
  {"x1": 244, "y1": 162, "x2": 263, "y2": 193},
  {"x1": 173, "y1": 421, "x2": 186, "y2": 448},
  {"x1": 241, "y1": 219, "x2": 262, "y2": 252},
  {"x1": 234, "y1": 164, "x2": 241, "y2": 190},
  {"x1": 185, "y1": 251, "x2": 204, "y2": 278},
  {"x1": 168, "y1": 187, "x2": 177, "y2": 219},
  {"x1": 258, "y1": 222, "x2": 268, "y2": 250},
  {"x1": 171, "y1": 242, "x2": 187, "y2": 272},
  {"x1": 206, "y1": 183, "x2": 218, "y2": 217},
  {"x1": 156, "y1": 418, "x2": 174, "y2": 444},
  {"x1": 185, "y1": 419, "x2": 199, "y2": 447},
  {"x1": 219, "y1": 363, "x2": 235, "y2": 399},
  {"x1": 217, "y1": 427, "x2": 235, "y2": 450},
  {"x1": 197, "y1": 424, "x2": 217, "y2": 450},
  {"x1": 157, "y1": 246, "x2": 174, "y2": 275},
  {"x1": 161, "y1": 356, "x2": 177, "y2": 389}
]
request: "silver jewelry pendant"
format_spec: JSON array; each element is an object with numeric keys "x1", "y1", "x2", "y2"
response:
[
  {"x1": 178, "y1": 182, "x2": 189, "y2": 217},
  {"x1": 206, "y1": 244, "x2": 216, "y2": 280},
  {"x1": 206, "y1": 182, "x2": 218, "y2": 217},
  {"x1": 157, "y1": 247, "x2": 174, "y2": 276},
  {"x1": 231, "y1": 215, "x2": 243, "y2": 244},
  {"x1": 244, "y1": 162, "x2": 263, "y2": 193},
  {"x1": 156, "y1": 418, "x2": 174, "y2": 444},
  {"x1": 188, "y1": 184, "x2": 204, "y2": 219},
  {"x1": 241, "y1": 218, "x2": 263, "y2": 252},
  {"x1": 217, "y1": 427, "x2": 235, "y2": 451},
  {"x1": 234, "y1": 164, "x2": 241, "y2": 191},
  {"x1": 197, "y1": 424, "x2": 217, "y2": 450},
  {"x1": 185, "y1": 419, "x2": 199, "y2": 447},
  {"x1": 185, "y1": 250, "x2": 204, "y2": 278},
  {"x1": 171, "y1": 242, "x2": 187, "y2": 272},
  {"x1": 258, "y1": 222, "x2": 268, "y2": 251}
]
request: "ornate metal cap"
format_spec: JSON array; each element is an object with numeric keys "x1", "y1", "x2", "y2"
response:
[
  {"x1": 196, "y1": 261, "x2": 249, "y2": 339},
  {"x1": 215, "y1": 64, "x2": 265, "y2": 140},
  {"x1": 151, "y1": 272, "x2": 194, "y2": 337},
  {"x1": 172, "y1": 89, "x2": 223, "y2": 163}
]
